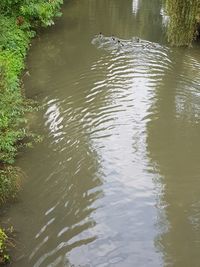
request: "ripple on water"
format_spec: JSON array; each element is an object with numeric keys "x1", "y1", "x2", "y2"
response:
[
  {"x1": 22, "y1": 37, "x2": 173, "y2": 267},
  {"x1": 12, "y1": 20, "x2": 197, "y2": 266}
]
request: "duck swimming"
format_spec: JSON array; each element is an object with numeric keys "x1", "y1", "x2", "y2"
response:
[
  {"x1": 111, "y1": 35, "x2": 116, "y2": 42},
  {"x1": 117, "y1": 40, "x2": 124, "y2": 47},
  {"x1": 132, "y1": 36, "x2": 140, "y2": 43},
  {"x1": 98, "y1": 32, "x2": 103, "y2": 39}
]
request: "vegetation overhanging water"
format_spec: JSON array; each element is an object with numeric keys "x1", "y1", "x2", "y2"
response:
[{"x1": 0, "y1": 0, "x2": 63, "y2": 263}]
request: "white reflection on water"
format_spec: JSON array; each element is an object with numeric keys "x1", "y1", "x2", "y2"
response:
[
  {"x1": 45, "y1": 100, "x2": 64, "y2": 143},
  {"x1": 160, "y1": 7, "x2": 169, "y2": 27},
  {"x1": 132, "y1": 0, "x2": 140, "y2": 15}
]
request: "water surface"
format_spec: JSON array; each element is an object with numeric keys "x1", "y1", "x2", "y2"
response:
[{"x1": 3, "y1": 0, "x2": 200, "y2": 266}]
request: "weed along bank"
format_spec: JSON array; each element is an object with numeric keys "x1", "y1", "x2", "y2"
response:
[{"x1": 0, "y1": 0, "x2": 63, "y2": 264}]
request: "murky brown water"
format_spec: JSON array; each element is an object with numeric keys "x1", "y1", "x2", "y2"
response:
[{"x1": 2, "y1": 0, "x2": 200, "y2": 266}]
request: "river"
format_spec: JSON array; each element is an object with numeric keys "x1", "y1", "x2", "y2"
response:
[{"x1": 3, "y1": 0, "x2": 200, "y2": 266}]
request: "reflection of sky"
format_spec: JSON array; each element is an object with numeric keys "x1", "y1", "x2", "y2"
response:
[
  {"x1": 63, "y1": 42, "x2": 172, "y2": 266},
  {"x1": 88, "y1": 43, "x2": 171, "y2": 174},
  {"x1": 41, "y1": 40, "x2": 173, "y2": 266},
  {"x1": 132, "y1": 0, "x2": 139, "y2": 15},
  {"x1": 45, "y1": 99, "x2": 64, "y2": 143},
  {"x1": 160, "y1": 7, "x2": 169, "y2": 26},
  {"x1": 36, "y1": 26, "x2": 179, "y2": 265}
]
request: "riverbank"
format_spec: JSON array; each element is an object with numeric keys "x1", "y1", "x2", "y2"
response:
[{"x1": 0, "y1": 0, "x2": 63, "y2": 263}]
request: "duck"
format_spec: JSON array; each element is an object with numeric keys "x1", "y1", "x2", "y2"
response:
[
  {"x1": 98, "y1": 32, "x2": 103, "y2": 39},
  {"x1": 111, "y1": 35, "x2": 116, "y2": 42},
  {"x1": 132, "y1": 36, "x2": 140, "y2": 43},
  {"x1": 117, "y1": 40, "x2": 124, "y2": 47}
]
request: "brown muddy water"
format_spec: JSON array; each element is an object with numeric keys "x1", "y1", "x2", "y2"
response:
[{"x1": 2, "y1": 0, "x2": 200, "y2": 266}]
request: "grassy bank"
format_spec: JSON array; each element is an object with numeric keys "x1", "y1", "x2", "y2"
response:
[{"x1": 0, "y1": 0, "x2": 63, "y2": 263}]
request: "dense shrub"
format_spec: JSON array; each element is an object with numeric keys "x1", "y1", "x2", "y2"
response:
[
  {"x1": 0, "y1": 17, "x2": 34, "y2": 165},
  {"x1": 0, "y1": 0, "x2": 63, "y2": 26},
  {"x1": 0, "y1": 0, "x2": 63, "y2": 262},
  {"x1": 0, "y1": 0, "x2": 63, "y2": 201}
]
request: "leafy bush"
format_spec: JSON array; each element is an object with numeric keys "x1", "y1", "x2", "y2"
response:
[
  {"x1": 0, "y1": 0, "x2": 63, "y2": 26},
  {"x1": 20, "y1": 0, "x2": 63, "y2": 26},
  {"x1": 0, "y1": 0, "x2": 63, "y2": 203},
  {"x1": 0, "y1": 15, "x2": 36, "y2": 165}
]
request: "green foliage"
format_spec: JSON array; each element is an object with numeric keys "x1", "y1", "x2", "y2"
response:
[
  {"x1": 0, "y1": 0, "x2": 63, "y2": 26},
  {"x1": 0, "y1": 16, "x2": 34, "y2": 54},
  {"x1": 165, "y1": 0, "x2": 200, "y2": 46},
  {"x1": 0, "y1": 167, "x2": 21, "y2": 203},
  {"x1": 0, "y1": 0, "x2": 63, "y2": 204},
  {"x1": 0, "y1": 228, "x2": 10, "y2": 264},
  {"x1": 0, "y1": 2, "x2": 63, "y2": 264},
  {"x1": 0, "y1": 34, "x2": 35, "y2": 163},
  {"x1": 20, "y1": 0, "x2": 63, "y2": 27}
]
